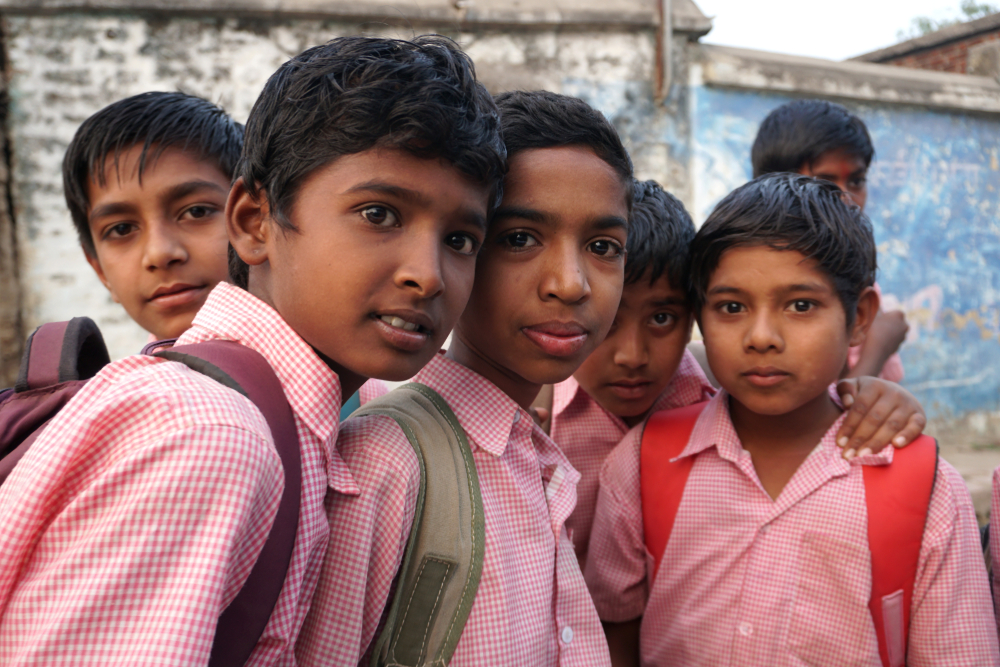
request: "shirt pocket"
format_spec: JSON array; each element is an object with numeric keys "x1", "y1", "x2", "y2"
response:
[{"x1": 787, "y1": 531, "x2": 881, "y2": 667}]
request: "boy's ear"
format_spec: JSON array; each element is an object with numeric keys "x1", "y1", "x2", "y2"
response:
[
  {"x1": 227, "y1": 177, "x2": 272, "y2": 268},
  {"x1": 848, "y1": 286, "x2": 880, "y2": 347},
  {"x1": 85, "y1": 251, "x2": 120, "y2": 303}
]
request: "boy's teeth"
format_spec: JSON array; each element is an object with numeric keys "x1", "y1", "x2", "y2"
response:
[{"x1": 380, "y1": 315, "x2": 420, "y2": 332}]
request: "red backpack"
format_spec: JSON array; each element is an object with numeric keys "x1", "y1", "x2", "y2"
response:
[
  {"x1": 640, "y1": 401, "x2": 937, "y2": 667},
  {"x1": 0, "y1": 317, "x2": 301, "y2": 667}
]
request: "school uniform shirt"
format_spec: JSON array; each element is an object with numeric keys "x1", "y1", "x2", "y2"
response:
[
  {"x1": 0, "y1": 282, "x2": 357, "y2": 666},
  {"x1": 296, "y1": 352, "x2": 611, "y2": 666},
  {"x1": 550, "y1": 349, "x2": 714, "y2": 564},
  {"x1": 585, "y1": 389, "x2": 998, "y2": 667}
]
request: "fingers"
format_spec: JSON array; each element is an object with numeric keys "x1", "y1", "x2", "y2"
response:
[{"x1": 838, "y1": 391, "x2": 899, "y2": 458}]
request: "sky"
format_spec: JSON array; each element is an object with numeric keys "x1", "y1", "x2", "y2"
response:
[{"x1": 695, "y1": 1, "x2": 978, "y2": 61}]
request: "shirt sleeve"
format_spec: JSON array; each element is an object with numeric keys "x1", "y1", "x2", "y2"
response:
[
  {"x1": 908, "y1": 459, "x2": 1000, "y2": 666},
  {"x1": 0, "y1": 418, "x2": 283, "y2": 665},
  {"x1": 583, "y1": 427, "x2": 649, "y2": 623}
]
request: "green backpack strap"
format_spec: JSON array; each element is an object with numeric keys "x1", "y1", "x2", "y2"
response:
[{"x1": 353, "y1": 382, "x2": 485, "y2": 667}]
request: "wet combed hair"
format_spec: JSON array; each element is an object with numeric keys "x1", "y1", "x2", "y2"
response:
[
  {"x1": 625, "y1": 179, "x2": 695, "y2": 290},
  {"x1": 63, "y1": 91, "x2": 244, "y2": 257},
  {"x1": 751, "y1": 99, "x2": 874, "y2": 178},
  {"x1": 231, "y1": 35, "x2": 507, "y2": 288},
  {"x1": 495, "y1": 90, "x2": 634, "y2": 211},
  {"x1": 688, "y1": 173, "x2": 876, "y2": 325}
]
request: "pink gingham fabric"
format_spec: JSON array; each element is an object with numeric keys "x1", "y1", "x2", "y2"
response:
[
  {"x1": 296, "y1": 352, "x2": 611, "y2": 666},
  {"x1": 585, "y1": 389, "x2": 998, "y2": 666},
  {"x1": 359, "y1": 378, "x2": 390, "y2": 403},
  {"x1": 0, "y1": 282, "x2": 357, "y2": 666},
  {"x1": 550, "y1": 349, "x2": 714, "y2": 564}
]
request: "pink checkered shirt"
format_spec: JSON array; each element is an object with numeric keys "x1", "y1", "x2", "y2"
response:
[
  {"x1": 551, "y1": 349, "x2": 714, "y2": 564},
  {"x1": 0, "y1": 282, "x2": 358, "y2": 665},
  {"x1": 296, "y1": 352, "x2": 610, "y2": 666},
  {"x1": 585, "y1": 389, "x2": 998, "y2": 666}
]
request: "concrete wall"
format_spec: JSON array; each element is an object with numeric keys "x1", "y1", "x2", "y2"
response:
[{"x1": 2, "y1": 2, "x2": 1000, "y2": 447}]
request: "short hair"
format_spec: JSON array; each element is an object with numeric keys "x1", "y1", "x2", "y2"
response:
[
  {"x1": 231, "y1": 35, "x2": 506, "y2": 288},
  {"x1": 63, "y1": 91, "x2": 244, "y2": 257},
  {"x1": 688, "y1": 173, "x2": 876, "y2": 324},
  {"x1": 495, "y1": 90, "x2": 634, "y2": 211},
  {"x1": 625, "y1": 179, "x2": 695, "y2": 290},
  {"x1": 751, "y1": 99, "x2": 874, "y2": 178}
]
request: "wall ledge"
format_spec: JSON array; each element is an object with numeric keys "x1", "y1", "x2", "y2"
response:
[{"x1": 698, "y1": 43, "x2": 1000, "y2": 114}]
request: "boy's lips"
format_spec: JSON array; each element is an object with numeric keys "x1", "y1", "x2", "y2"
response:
[
  {"x1": 607, "y1": 378, "x2": 653, "y2": 400},
  {"x1": 147, "y1": 283, "x2": 206, "y2": 309},
  {"x1": 522, "y1": 322, "x2": 588, "y2": 357},
  {"x1": 742, "y1": 366, "x2": 791, "y2": 387},
  {"x1": 373, "y1": 311, "x2": 434, "y2": 352}
]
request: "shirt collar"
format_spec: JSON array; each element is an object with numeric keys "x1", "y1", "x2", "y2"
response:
[
  {"x1": 675, "y1": 386, "x2": 868, "y2": 474},
  {"x1": 181, "y1": 283, "x2": 356, "y2": 494},
  {"x1": 413, "y1": 352, "x2": 526, "y2": 458}
]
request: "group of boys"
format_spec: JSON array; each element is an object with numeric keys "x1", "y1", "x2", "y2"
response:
[{"x1": 0, "y1": 33, "x2": 995, "y2": 666}]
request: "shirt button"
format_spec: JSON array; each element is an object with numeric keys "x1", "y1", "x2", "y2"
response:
[
  {"x1": 738, "y1": 622, "x2": 753, "y2": 637},
  {"x1": 561, "y1": 626, "x2": 574, "y2": 644}
]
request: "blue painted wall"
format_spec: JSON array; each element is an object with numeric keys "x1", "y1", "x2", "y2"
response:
[{"x1": 690, "y1": 86, "x2": 1000, "y2": 418}]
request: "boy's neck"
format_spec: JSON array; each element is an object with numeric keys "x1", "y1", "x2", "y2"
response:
[
  {"x1": 728, "y1": 390, "x2": 843, "y2": 501},
  {"x1": 446, "y1": 338, "x2": 541, "y2": 412}
]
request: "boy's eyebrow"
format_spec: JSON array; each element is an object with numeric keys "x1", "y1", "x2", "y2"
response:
[
  {"x1": 347, "y1": 180, "x2": 487, "y2": 231},
  {"x1": 164, "y1": 179, "x2": 228, "y2": 202}
]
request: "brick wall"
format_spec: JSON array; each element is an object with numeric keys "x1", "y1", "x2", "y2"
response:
[{"x1": 882, "y1": 30, "x2": 1000, "y2": 73}]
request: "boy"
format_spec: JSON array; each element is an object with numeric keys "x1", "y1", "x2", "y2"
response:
[
  {"x1": 553, "y1": 180, "x2": 926, "y2": 565},
  {"x1": 0, "y1": 36, "x2": 504, "y2": 664},
  {"x1": 585, "y1": 173, "x2": 997, "y2": 666},
  {"x1": 62, "y1": 91, "x2": 386, "y2": 407},
  {"x1": 296, "y1": 90, "x2": 630, "y2": 665},
  {"x1": 752, "y1": 99, "x2": 908, "y2": 381},
  {"x1": 63, "y1": 91, "x2": 243, "y2": 342}
]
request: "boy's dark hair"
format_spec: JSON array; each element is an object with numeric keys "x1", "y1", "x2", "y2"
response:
[
  {"x1": 231, "y1": 35, "x2": 507, "y2": 289},
  {"x1": 495, "y1": 90, "x2": 634, "y2": 211},
  {"x1": 625, "y1": 179, "x2": 695, "y2": 289},
  {"x1": 751, "y1": 99, "x2": 874, "y2": 177},
  {"x1": 63, "y1": 91, "x2": 245, "y2": 257},
  {"x1": 689, "y1": 173, "x2": 876, "y2": 324}
]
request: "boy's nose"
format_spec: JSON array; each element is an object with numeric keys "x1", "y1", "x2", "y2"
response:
[
  {"x1": 540, "y1": 242, "x2": 590, "y2": 304},
  {"x1": 744, "y1": 311, "x2": 784, "y2": 353},
  {"x1": 143, "y1": 222, "x2": 188, "y2": 270},
  {"x1": 395, "y1": 232, "x2": 445, "y2": 298},
  {"x1": 612, "y1": 328, "x2": 648, "y2": 369}
]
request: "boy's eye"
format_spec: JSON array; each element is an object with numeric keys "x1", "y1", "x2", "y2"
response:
[
  {"x1": 501, "y1": 231, "x2": 539, "y2": 250},
  {"x1": 651, "y1": 312, "x2": 676, "y2": 327},
  {"x1": 103, "y1": 222, "x2": 137, "y2": 240},
  {"x1": 184, "y1": 205, "x2": 215, "y2": 219},
  {"x1": 588, "y1": 239, "x2": 623, "y2": 258},
  {"x1": 361, "y1": 206, "x2": 398, "y2": 227},
  {"x1": 720, "y1": 302, "x2": 744, "y2": 314},
  {"x1": 445, "y1": 232, "x2": 478, "y2": 256}
]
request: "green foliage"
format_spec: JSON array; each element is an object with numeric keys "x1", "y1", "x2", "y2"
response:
[{"x1": 897, "y1": 0, "x2": 999, "y2": 40}]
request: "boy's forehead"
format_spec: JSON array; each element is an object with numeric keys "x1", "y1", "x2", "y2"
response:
[{"x1": 709, "y1": 245, "x2": 832, "y2": 291}]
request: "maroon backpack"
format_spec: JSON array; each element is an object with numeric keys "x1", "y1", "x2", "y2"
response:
[{"x1": 0, "y1": 317, "x2": 300, "y2": 667}]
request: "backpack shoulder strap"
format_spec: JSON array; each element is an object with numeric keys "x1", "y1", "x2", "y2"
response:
[
  {"x1": 15, "y1": 317, "x2": 110, "y2": 392},
  {"x1": 153, "y1": 340, "x2": 301, "y2": 667},
  {"x1": 641, "y1": 401, "x2": 708, "y2": 579},
  {"x1": 354, "y1": 382, "x2": 485, "y2": 667},
  {"x1": 863, "y1": 434, "x2": 938, "y2": 667}
]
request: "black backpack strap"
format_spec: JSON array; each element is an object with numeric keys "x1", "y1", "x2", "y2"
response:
[
  {"x1": 15, "y1": 317, "x2": 110, "y2": 392},
  {"x1": 153, "y1": 340, "x2": 301, "y2": 667}
]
